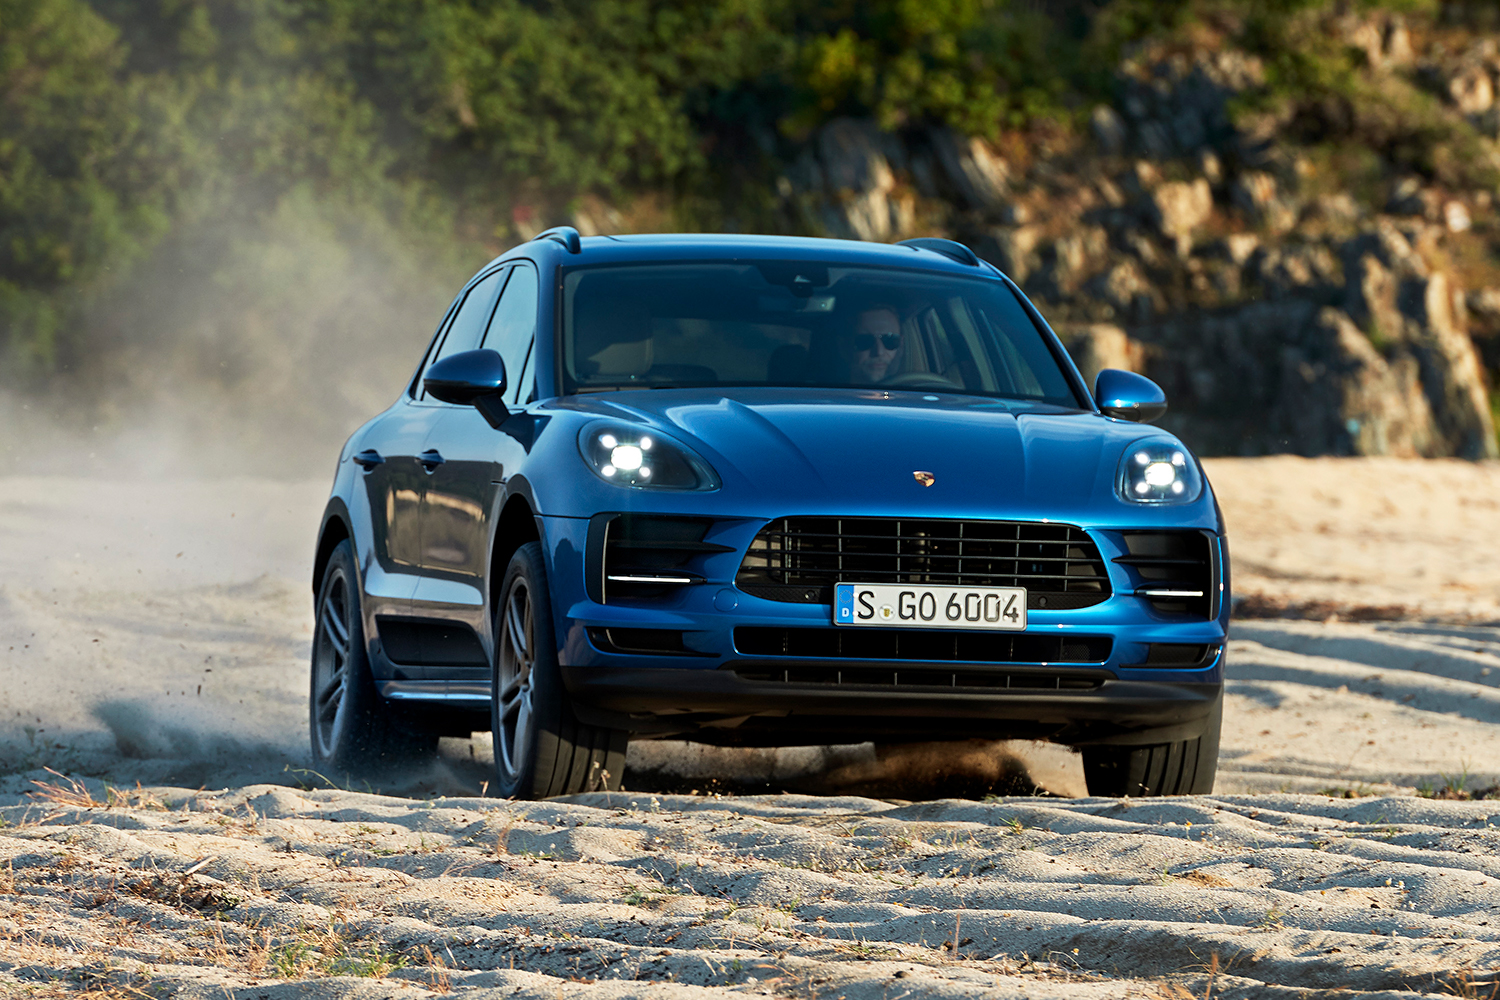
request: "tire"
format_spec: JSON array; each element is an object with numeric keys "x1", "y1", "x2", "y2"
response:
[
  {"x1": 492, "y1": 541, "x2": 627, "y2": 799},
  {"x1": 309, "y1": 539, "x2": 437, "y2": 780},
  {"x1": 1081, "y1": 694, "x2": 1222, "y2": 797}
]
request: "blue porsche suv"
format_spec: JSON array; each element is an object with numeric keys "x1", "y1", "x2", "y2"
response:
[{"x1": 310, "y1": 229, "x2": 1228, "y2": 799}]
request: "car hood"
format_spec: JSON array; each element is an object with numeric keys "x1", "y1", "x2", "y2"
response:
[{"x1": 558, "y1": 388, "x2": 1198, "y2": 523}]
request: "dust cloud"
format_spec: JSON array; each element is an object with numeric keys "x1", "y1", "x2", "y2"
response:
[
  {"x1": 0, "y1": 195, "x2": 470, "y2": 481},
  {"x1": 0, "y1": 198, "x2": 457, "y2": 788}
]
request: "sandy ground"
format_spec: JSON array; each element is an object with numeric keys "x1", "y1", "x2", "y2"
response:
[
  {"x1": 1207, "y1": 457, "x2": 1500, "y2": 622},
  {"x1": 3, "y1": 785, "x2": 1499, "y2": 998},
  {"x1": 2, "y1": 456, "x2": 1500, "y2": 996}
]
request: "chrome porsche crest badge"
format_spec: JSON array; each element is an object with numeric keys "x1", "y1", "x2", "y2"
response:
[{"x1": 913, "y1": 471, "x2": 935, "y2": 487}]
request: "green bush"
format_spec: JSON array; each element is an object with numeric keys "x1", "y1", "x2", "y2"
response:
[{"x1": 0, "y1": 0, "x2": 167, "y2": 367}]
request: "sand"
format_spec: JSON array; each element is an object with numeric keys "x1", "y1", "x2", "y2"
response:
[
  {"x1": 1207, "y1": 456, "x2": 1500, "y2": 622},
  {"x1": 2, "y1": 456, "x2": 1500, "y2": 996},
  {"x1": 3, "y1": 784, "x2": 1499, "y2": 998}
]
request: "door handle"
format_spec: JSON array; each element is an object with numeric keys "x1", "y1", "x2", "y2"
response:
[
  {"x1": 419, "y1": 449, "x2": 445, "y2": 472},
  {"x1": 352, "y1": 449, "x2": 383, "y2": 470}
]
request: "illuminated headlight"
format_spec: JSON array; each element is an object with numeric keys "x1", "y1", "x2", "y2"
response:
[
  {"x1": 1117, "y1": 438, "x2": 1202, "y2": 504},
  {"x1": 580, "y1": 425, "x2": 719, "y2": 490}
]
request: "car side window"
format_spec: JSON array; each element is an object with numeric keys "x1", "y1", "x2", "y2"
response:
[
  {"x1": 517, "y1": 342, "x2": 535, "y2": 403},
  {"x1": 420, "y1": 267, "x2": 507, "y2": 401},
  {"x1": 481, "y1": 262, "x2": 538, "y2": 404}
]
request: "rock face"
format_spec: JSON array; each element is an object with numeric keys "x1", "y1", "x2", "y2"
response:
[
  {"x1": 1404, "y1": 272, "x2": 1497, "y2": 458},
  {"x1": 1132, "y1": 288, "x2": 1495, "y2": 458},
  {"x1": 781, "y1": 119, "x2": 911, "y2": 243},
  {"x1": 762, "y1": 11, "x2": 1500, "y2": 460},
  {"x1": 780, "y1": 120, "x2": 1020, "y2": 245},
  {"x1": 1053, "y1": 324, "x2": 1147, "y2": 388},
  {"x1": 1138, "y1": 304, "x2": 1444, "y2": 457},
  {"x1": 1150, "y1": 180, "x2": 1213, "y2": 242},
  {"x1": 928, "y1": 128, "x2": 1010, "y2": 211}
]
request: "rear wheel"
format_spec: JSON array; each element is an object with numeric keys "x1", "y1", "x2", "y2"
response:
[
  {"x1": 1081, "y1": 696, "x2": 1222, "y2": 797},
  {"x1": 492, "y1": 542, "x2": 627, "y2": 798},
  {"x1": 309, "y1": 540, "x2": 436, "y2": 780}
]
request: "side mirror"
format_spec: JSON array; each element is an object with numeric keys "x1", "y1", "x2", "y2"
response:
[
  {"x1": 424, "y1": 349, "x2": 509, "y2": 427},
  {"x1": 1094, "y1": 369, "x2": 1166, "y2": 423}
]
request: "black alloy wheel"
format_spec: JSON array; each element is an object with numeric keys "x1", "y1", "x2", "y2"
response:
[
  {"x1": 492, "y1": 541, "x2": 627, "y2": 799},
  {"x1": 309, "y1": 539, "x2": 436, "y2": 779},
  {"x1": 493, "y1": 568, "x2": 539, "y2": 783}
]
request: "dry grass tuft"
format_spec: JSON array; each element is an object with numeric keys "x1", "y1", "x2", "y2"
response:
[
  {"x1": 1444, "y1": 967, "x2": 1500, "y2": 999},
  {"x1": 28, "y1": 769, "x2": 103, "y2": 809},
  {"x1": 259, "y1": 918, "x2": 408, "y2": 979},
  {"x1": 123, "y1": 858, "x2": 241, "y2": 915}
]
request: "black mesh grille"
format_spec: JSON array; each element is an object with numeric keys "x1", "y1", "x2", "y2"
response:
[
  {"x1": 736, "y1": 517, "x2": 1110, "y2": 609},
  {"x1": 735, "y1": 627, "x2": 1111, "y2": 663},
  {"x1": 729, "y1": 663, "x2": 1105, "y2": 691}
]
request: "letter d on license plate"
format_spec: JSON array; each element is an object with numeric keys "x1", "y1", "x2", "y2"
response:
[{"x1": 834, "y1": 583, "x2": 1027, "y2": 630}]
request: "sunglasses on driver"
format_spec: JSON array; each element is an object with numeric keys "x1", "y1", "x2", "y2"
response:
[{"x1": 854, "y1": 333, "x2": 902, "y2": 353}]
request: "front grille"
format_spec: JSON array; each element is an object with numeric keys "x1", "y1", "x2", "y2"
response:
[
  {"x1": 735, "y1": 626, "x2": 1111, "y2": 663},
  {"x1": 1113, "y1": 531, "x2": 1215, "y2": 617},
  {"x1": 736, "y1": 517, "x2": 1110, "y2": 609},
  {"x1": 729, "y1": 663, "x2": 1105, "y2": 691}
]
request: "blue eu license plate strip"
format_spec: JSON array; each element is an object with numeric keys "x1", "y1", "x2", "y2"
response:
[{"x1": 835, "y1": 583, "x2": 1027, "y2": 630}]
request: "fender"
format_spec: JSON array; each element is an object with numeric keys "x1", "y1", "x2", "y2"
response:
[{"x1": 312, "y1": 496, "x2": 355, "y2": 597}]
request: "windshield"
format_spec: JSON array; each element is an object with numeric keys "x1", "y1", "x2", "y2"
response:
[{"x1": 561, "y1": 261, "x2": 1081, "y2": 405}]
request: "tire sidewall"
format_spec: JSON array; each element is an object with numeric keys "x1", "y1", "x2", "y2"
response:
[
  {"x1": 1187, "y1": 690, "x2": 1223, "y2": 794},
  {"x1": 492, "y1": 541, "x2": 564, "y2": 798},
  {"x1": 309, "y1": 539, "x2": 379, "y2": 771}
]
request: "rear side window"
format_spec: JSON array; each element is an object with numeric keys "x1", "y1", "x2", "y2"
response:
[
  {"x1": 420, "y1": 268, "x2": 506, "y2": 401},
  {"x1": 482, "y1": 262, "x2": 538, "y2": 404}
]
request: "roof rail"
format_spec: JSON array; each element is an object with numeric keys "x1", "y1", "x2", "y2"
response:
[
  {"x1": 533, "y1": 225, "x2": 581, "y2": 254},
  {"x1": 897, "y1": 237, "x2": 980, "y2": 267}
]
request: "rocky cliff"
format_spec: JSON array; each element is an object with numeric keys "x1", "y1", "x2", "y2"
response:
[{"x1": 750, "y1": 7, "x2": 1500, "y2": 459}]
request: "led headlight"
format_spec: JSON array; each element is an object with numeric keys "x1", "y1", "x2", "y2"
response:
[
  {"x1": 579, "y1": 424, "x2": 720, "y2": 490},
  {"x1": 1117, "y1": 438, "x2": 1202, "y2": 504}
]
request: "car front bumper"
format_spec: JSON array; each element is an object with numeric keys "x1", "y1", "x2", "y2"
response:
[
  {"x1": 543, "y1": 513, "x2": 1229, "y2": 748},
  {"x1": 562, "y1": 656, "x2": 1222, "y2": 747}
]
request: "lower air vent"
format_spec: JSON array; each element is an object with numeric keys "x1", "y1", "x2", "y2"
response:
[
  {"x1": 729, "y1": 664, "x2": 1105, "y2": 691},
  {"x1": 376, "y1": 617, "x2": 487, "y2": 666},
  {"x1": 1126, "y1": 643, "x2": 1221, "y2": 668},
  {"x1": 586, "y1": 514, "x2": 732, "y2": 603},
  {"x1": 587, "y1": 627, "x2": 710, "y2": 656},
  {"x1": 1114, "y1": 531, "x2": 1216, "y2": 618},
  {"x1": 735, "y1": 627, "x2": 1111, "y2": 664}
]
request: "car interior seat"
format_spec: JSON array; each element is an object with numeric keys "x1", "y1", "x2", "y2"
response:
[{"x1": 768, "y1": 344, "x2": 810, "y2": 383}]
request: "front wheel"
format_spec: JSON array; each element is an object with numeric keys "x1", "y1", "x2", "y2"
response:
[
  {"x1": 1080, "y1": 695, "x2": 1222, "y2": 797},
  {"x1": 492, "y1": 542, "x2": 627, "y2": 798}
]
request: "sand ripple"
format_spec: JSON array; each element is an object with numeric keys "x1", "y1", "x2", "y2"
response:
[{"x1": 2, "y1": 786, "x2": 1497, "y2": 998}]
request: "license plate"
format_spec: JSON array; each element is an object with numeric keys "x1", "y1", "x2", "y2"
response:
[{"x1": 834, "y1": 583, "x2": 1027, "y2": 630}]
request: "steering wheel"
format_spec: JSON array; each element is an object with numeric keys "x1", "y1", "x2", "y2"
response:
[{"x1": 881, "y1": 371, "x2": 964, "y2": 390}]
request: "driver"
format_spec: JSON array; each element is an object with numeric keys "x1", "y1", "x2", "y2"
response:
[{"x1": 847, "y1": 305, "x2": 904, "y2": 384}]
